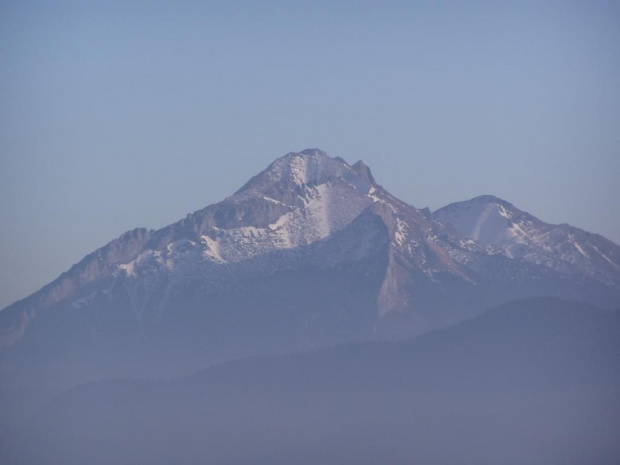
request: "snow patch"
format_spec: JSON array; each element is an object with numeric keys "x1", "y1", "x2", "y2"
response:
[
  {"x1": 394, "y1": 218, "x2": 408, "y2": 247},
  {"x1": 368, "y1": 186, "x2": 398, "y2": 212},
  {"x1": 303, "y1": 183, "x2": 331, "y2": 238},
  {"x1": 118, "y1": 262, "x2": 136, "y2": 277},
  {"x1": 572, "y1": 239, "x2": 587, "y2": 257},
  {"x1": 591, "y1": 245, "x2": 619, "y2": 268},
  {"x1": 201, "y1": 235, "x2": 226, "y2": 263},
  {"x1": 258, "y1": 194, "x2": 287, "y2": 206},
  {"x1": 289, "y1": 154, "x2": 309, "y2": 185}
]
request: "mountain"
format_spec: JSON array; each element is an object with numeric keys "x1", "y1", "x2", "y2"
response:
[
  {"x1": 434, "y1": 195, "x2": 620, "y2": 286},
  {"x1": 2, "y1": 298, "x2": 618, "y2": 465},
  {"x1": 1, "y1": 149, "x2": 619, "y2": 388}
]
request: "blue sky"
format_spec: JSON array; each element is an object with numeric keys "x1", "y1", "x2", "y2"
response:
[{"x1": 1, "y1": 1, "x2": 619, "y2": 308}]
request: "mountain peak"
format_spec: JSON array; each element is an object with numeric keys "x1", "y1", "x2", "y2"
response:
[
  {"x1": 435, "y1": 194, "x2": 524, "y2": 220},
  {"x1": 433, "y1": 195, "x2": 533, "y2": 246},
  {"x1": 298, "y1": 148, "x2": 328, "y2": 157},
  {"x1": 351, "y1": 160, "x2": 375, "y2": 184},
  {"x1": 468, "y1": 195, "x2": 516, "y2": 209},
  {"x1": 235, "y1": 149, "x2": 373, "y2": 197}
]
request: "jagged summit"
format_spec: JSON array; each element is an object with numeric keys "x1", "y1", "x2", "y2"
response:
[
  {"x1": 235, "y1": 148, "x2": 374, "y2": 198},
  {"x1": 298, "y1": 147, "x2": 327, "y2": 157},
  {"x1": 351, "y1": 160, "x2": 375, "y2": 184}
]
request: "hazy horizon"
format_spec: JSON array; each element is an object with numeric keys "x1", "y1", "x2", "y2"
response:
[{"x1": 1, "y1": 1, "x2": 619, "y2": 309}]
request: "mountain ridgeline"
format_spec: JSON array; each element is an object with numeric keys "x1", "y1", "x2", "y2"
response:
[{"x1": 1, "y1": 149, "x2": 619, "y2": 388}]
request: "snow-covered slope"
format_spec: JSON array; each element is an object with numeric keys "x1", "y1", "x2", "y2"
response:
[
  {"x1": 433, "y1": 196, "x2": 543, "y2": 247},
  {"x1": 434, "y1": 195, "x2": 620, "y2": 287}
]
